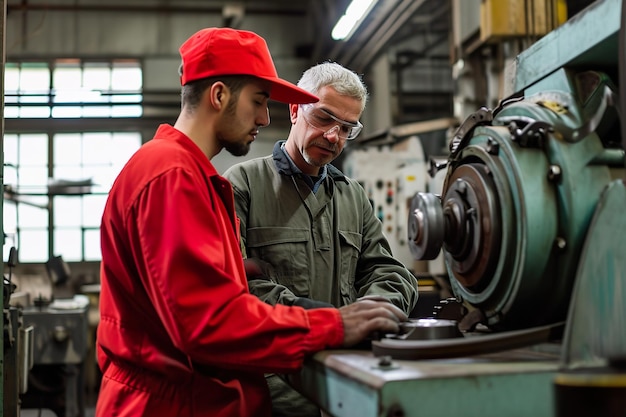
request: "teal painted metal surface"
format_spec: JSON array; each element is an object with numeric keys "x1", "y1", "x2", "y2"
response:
[
  {"x1": 508, "y1": 0, "x2": 621, "y2": 94},
  {"x1": 563, "y1": 180, "x2": 626, "y2": 366},
  {"x1": 293, "y1": 349, "x2": 561, "y2": 417},
  {"x1": 444, "y1": 123, "x2": 558, "y2": 323}
]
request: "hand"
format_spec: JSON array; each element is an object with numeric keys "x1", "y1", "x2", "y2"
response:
[{"x1": 338, "y1": 300, "x2": 407, "y2": 347}]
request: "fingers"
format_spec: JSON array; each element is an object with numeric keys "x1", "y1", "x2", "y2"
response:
[
  {"x1": 339, "y1": 300, "x2": 408, "y2": 347},
  {"x1": 363, "y1": 316, "x2": 402, "y2": 335},
  {"x1": 351, "y1": 299, "x2": 408, "y2": 321}
]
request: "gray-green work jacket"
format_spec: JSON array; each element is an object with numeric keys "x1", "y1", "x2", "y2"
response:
[{"x1": 224, "y1": 141, "x2": 419, "y2": 314}]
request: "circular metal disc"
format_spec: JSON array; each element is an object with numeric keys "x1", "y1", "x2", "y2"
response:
[{"x1": 407, "y1": 192, "x2": 445, "y2": 260}]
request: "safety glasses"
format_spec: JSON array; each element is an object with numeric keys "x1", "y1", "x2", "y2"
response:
[{"x1": 300, "y1": 104, "x2": 363, "y2": 140}]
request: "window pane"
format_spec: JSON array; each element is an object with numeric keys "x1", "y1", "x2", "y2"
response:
[
  {"x1": 53, "y1": 66, "x2": 82, "y2": 91},
  {"x1": 83, "y1": 195, "x2": 107, "y2": 227},
  {"x1": 20, "y1": 95, "x2": 49, "y2": 104},
  {"x1": 112, "y1": 104, "x2": 142, "y2": 117},
  {"x1": 83, "y1": 132, "x2": 112, "y2": 164},
  {"x1": 83, "y1": 65, "x2": 111, "y2": 91},
  {"x1": 17, "y1": 167, "x2": 48, "y2": 190},
  {"x1": 54, "y1": 196, "x2": 83, "y2": 227},
  {"x1": 111, "y1": 66, "x2": 142, "y2": 90},
  {"x1": 19, "y1": 65, "x2": 50, "y2": 91},
  {"x1": 19, "y1": 106, "x2": 51, "y2": 118},
  {"x1": 54, "y1": 133, "x2": 82, "y2": 165},
  {"x1": 19, "y1": 134, "x2": 48, "y2": 166},
  {"x1": 4, "y1": 107, "x2": 19, "y2": 118},
  {"x1": 102, "y1": 132, "x2": 141, "y2": 188},
  {"x1": 84, "y1": 229, "x2": 101, "y2": 261},
  {"x1": 53, "y1": 166, "x2": 84, "y2": 181},
  {"x1": 4, "y1": 202, "x2": 18, "y2": 235},
  {"x1": 18, "y1": 229, "x2": 49, "y2": 263},
  {"x1": 82, "y1": 106, "x2": 112, "y2": 117},
  {"x1": 54, "y1": 228, "x2": 83, "y2": 262},
  {"x1": 52, "y1": 106, "x2": 82, "y2": 118},
  {"x1": 54, "y1": 90, "x2": 83, "y2": 103},
  {"x1": 3, "y1": 134, "x2": 19, "y2": 168},
  {"x1": 18, "y1": 203, "x2": 49, "y2": 227},
  {"x1": 85, "y1": 166, "x2": 112, "y2": 191},
  {"x1": 5, "y1": 64, "x2": 20, "y2": 92},
  {"x1": 112, "y1": 132, "x2": 142, "y2": 158},
  {"x1": 55, "y1": 86, "x2": 99, "y2": 104}
]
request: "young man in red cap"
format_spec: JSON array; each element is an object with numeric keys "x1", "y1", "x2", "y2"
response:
[{"x1": 95, "y1": 27, "x2": 406, "y2": 417}]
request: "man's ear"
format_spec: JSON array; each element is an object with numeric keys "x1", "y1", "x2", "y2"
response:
[
  {"x1": 208, "y1": 81, "x2": 230, "y2": 111},
  {"x1": 289, "y1": 103, "x2": 299, "y2": 124}
]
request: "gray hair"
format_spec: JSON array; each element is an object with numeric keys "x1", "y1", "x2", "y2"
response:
[{"x1": 297, "y1": 62, "x2": 368, "y2": 112}]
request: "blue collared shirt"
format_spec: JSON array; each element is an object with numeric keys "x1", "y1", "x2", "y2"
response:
[{"x1": 279, "y1": 141, "x2": 328, "y2": 193}]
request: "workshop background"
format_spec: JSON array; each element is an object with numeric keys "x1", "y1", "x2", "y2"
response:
[{"x1": 2, "y1": 0, "x2": 621, "y2": 416}]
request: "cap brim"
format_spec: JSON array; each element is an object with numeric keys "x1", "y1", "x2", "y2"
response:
[{"x1": 262, "y1": 77, "x2": 319, "y2": 104}]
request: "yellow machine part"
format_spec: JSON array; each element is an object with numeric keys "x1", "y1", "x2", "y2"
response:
[{"x1": 480, "y1": 0, "x2": 568, "y2": 42}]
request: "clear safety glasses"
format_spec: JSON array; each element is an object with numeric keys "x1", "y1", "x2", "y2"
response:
[{"x1": 300, "y1": 104, "x2": 363, "y2": 140}]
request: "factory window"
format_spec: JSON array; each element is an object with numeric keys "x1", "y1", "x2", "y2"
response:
[
  {"x1": 3, "y1": 60, "x2": 143, "y2": 264},
  {"x1": 3, "y1": 132, "x2": 141, "y2": 263},
  {"x1": 3, "y1": 134, "x2": 50, "y2": 263},
  {"x1": 4, "y1": 60, "x2": 143, "y2": 118}
]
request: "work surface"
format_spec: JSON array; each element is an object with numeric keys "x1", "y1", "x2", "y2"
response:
[{"x1": 290, "y1": 344, "x2": 563, "y2": 417}]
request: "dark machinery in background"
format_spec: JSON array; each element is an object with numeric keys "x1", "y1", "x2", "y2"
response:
[
  {"x1": 7, "y1": 253, "x2": 90, "y2": 417},
  {"x1": 3, "y1": 241, "x2": 89, "y2": 417},
  {"x1": 292, "y1": 1, "x2": 626, "y2": 416},
  {"x1": 3, "y1": 247, "x2": 33, "y2": 417}
]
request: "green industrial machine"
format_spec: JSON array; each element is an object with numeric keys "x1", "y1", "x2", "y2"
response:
[
  {"x1": 409, "y1": 68, "x2": 620, "y2": 331},
  {"x1": 292, "y1": 0, "x2": 626, "y2": 415}
]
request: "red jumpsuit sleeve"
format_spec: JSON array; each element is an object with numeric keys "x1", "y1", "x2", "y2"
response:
[{"x1": 128, "y1": 167, "x2": 343, "y2": 373}]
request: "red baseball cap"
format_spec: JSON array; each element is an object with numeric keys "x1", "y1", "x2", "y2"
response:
[{"x1": 179, "y1": 27, "x2": 318, "y2": 104}]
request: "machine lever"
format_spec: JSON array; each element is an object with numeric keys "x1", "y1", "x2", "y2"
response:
[
  {"x1": 372, "y1": 321, "x2": 565, "y2": 360},
  {"x1": 427, "y1": 158, "x2": 447, "y2": 178}
]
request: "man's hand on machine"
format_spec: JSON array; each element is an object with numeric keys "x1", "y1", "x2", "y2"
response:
[{"x1": 339, "y1": 300, "x2": 407, "y2": 347}]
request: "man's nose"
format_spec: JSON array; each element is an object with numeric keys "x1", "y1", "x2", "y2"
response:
[
  {"x1": 258, "y1": 107, "x2": 270, "y2": 127},
  {"x1": 323, "y1": 125, "x2": 341, "y2": 143}
]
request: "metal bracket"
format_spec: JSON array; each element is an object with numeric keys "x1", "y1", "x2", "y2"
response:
[{"x1": 450, "y1": 107, "x2": 493, "y2": 155}]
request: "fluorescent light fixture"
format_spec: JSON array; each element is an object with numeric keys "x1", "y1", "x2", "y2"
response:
[{"x1": 331, "y1": 0, "x2": 379, "y2": 41}]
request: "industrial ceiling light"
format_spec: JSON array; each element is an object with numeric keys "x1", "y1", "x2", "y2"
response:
[{"x1": 331, "y1": 0, "x2": 379, "y2": 41}]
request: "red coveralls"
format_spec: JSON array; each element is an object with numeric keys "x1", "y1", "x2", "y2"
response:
[{"x1": 96, "y1": 124, "x2": 343, "y2": 417}]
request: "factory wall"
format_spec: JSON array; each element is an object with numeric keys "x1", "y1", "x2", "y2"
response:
[{"x1": 4, "y1": 1, "x2": 319, "y2": 160}]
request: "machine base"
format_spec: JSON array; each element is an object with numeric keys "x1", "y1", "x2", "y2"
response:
[{"x1": 291, "y1": 345, "x2": 562, "y2": 417}]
